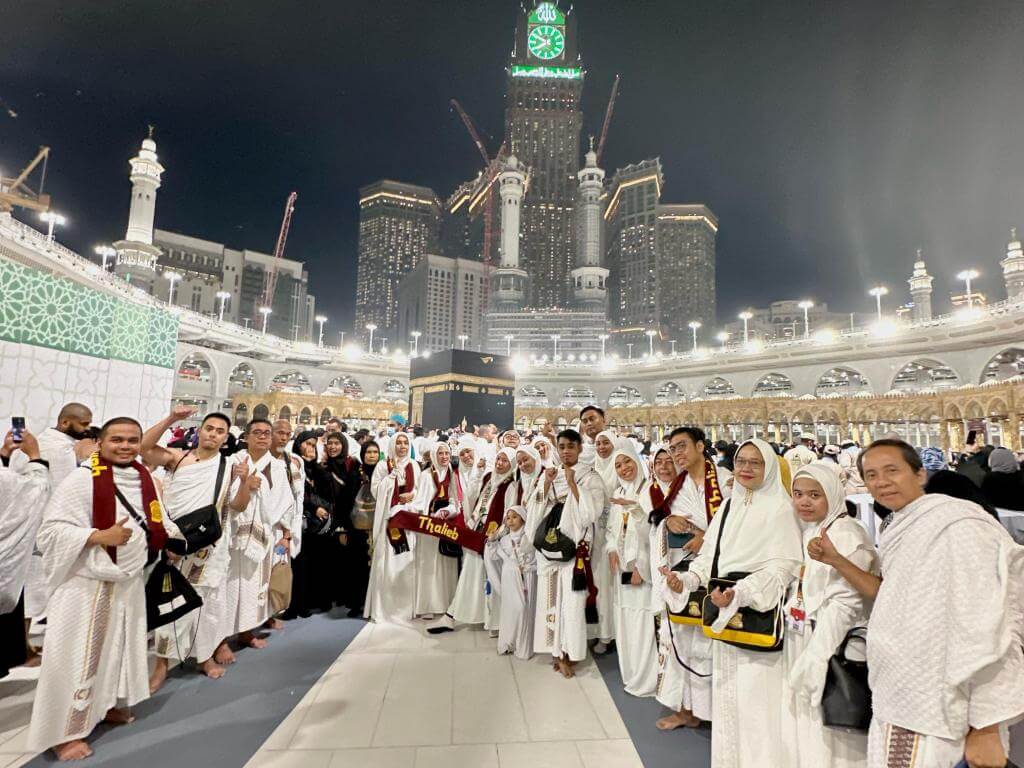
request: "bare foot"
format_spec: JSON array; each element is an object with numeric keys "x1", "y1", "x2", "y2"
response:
[
  {"x1": 148, "y1": 659, "x2": 168, "y2": 694},
  {"x1": 552, "y1": 658, "x2": 561, "y2": 672},
  {"x1": 656, "y1": 711, "x2": 700, "y2": 730},
  {"x1": 557, "y1": 657, "x2": 575, "y2": 679},
  {"x1": 238, "y1": 632, "x2": 268, "y2": 649},
  {"x1": 198, "y1": 659, "x2": 226, "y2": 679},
  {"x1": 22, "y1": 652, "x2": 42, "y2": 668},
  {"x1": 54, "y1": 739, "x2": 93, "y2": 761},
  {"x1": 266, "y1": 618, "x2": 284, "y2": 630},
  {"x1": 103, "y1": 707, "x2": 135, "y2": 725},
  {"x1": 213, "y1": 643, "x2": 236, "y2": 665}
]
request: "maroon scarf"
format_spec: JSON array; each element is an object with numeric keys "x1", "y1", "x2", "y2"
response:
[
  {"x1": 90, "y1": 452, "x2": 167, "y2": 563},
  {"x1": 647, "y1": 472, "x2": 687, "y2": 527},
  {"x1": 386, "y1": 459, "x2": 416, "y2": 554},
  {"x1": 430, "y1": 466, "x2": 464, "y2": 526},
  {"x1": 483, "y1": 474, "x2": 516, "y2": 537}
]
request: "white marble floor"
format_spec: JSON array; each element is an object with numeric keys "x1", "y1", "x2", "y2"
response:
[
  {"x1": 0, "y1": 669, "x2": 38, "y2": 768},
  {"x1": 243, "y1": 622, "x2": 644, "y2": 768}
]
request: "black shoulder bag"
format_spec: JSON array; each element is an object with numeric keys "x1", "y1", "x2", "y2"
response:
[
  {"x1": 164, "y1": 455, "x2": 227, "y2": 556},
  {"x1": 112, "y1": 484, "x2": 203, "y2": 630},
  {"x1": 533, "y1": 501, "x2": 577, "y2": 562},
  {"x1": 822, "y1": 626, "x2": 871, "y2": 730},
  {"x1": 700, "y1": 499, "x2": 785, "y2": 652}
]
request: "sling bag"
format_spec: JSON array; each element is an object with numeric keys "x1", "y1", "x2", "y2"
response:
[{"x1": 164, "y1": 454, "x2": 227, "y2": 556}]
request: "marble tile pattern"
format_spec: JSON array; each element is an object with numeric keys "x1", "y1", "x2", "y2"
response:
[
  {"x1": 244, "y1": 622, "x2": 645, "y2": 768},
  {"x1": 0, "y1": 257, "x2": 177, "y2": 428},
  {"x1": 0, "y1": 340, "x2": 174, "y2": 430}
]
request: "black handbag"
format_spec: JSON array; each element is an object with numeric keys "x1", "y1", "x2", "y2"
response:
[
  {"x1": 534, "y1": 502, "x2": 577, "y2": 562},
  {"x1": 822, "y1": 627, "x2": 871, "y2": 730},
  {"x1": 304, "y1": 489, "x2": 335, "y2": 536},
  {"x1": 164, "y1": 455, "x2": 226, "y2": 556},
  {"x1": 145, "y1": 557, "x2": 203, "y2": 631},
  {"x1": 700, "y1": 500, "x2": 785, "y2": 652}
]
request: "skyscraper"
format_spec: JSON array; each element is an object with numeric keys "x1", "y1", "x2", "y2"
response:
[
  {"x1": 654, "y1": 204, "x2": 718, "y2": 340},
  {"x1": 505, "y1": 2, "x2": 583, "y2": 309},
  {"x1": 354, "y1": 180, "x2": 440, "y2": 342}
]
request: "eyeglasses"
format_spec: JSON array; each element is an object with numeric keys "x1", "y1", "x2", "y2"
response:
[
  {"x1": 733, "y1": 458, "x2": 765, "y2": 469},
  {"x1": 668, "y1": 443, "x2": 687, "y2": 453},
  {"x1": 249, "y1": 430, "x2": 271, "y2": 438}
]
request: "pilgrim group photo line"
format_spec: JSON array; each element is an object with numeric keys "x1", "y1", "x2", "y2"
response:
[{"x1": 1, "y1": 401, "x2": 1024, "y2": 768}]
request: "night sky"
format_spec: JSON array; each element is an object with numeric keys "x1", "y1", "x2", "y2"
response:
[{"x1": 4, "y1": 0, "x2": 1024, "y2": 333}]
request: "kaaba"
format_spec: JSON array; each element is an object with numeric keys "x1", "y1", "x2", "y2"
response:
[{"x1": 408, "y1": 349, "x2": 515, "y2": 431}]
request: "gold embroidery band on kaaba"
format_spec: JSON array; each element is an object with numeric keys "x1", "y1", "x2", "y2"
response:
[
  {"x1": 409, "y1": 372, "x2": 514, "y2": 389},
  {"x1": 66, "y1": 581, "x2": 114, "y2": 737}
]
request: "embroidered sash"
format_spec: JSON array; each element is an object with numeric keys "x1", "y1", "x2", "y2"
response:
[
  {"x1": 90, "y1": 452, "x2": 167, "y2": 563},
  {"x1": 388, "y1": 510, "x2": 487, "y2": 555},
  {"x1": 386, "y1": 459, "x2": 416, "y2": 554}
]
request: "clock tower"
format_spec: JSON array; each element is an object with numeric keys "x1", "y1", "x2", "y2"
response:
[{"x1": 505, "y1": 1, "x2": 583, "y2": 309}]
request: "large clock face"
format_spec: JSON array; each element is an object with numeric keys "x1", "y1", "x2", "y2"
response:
[{"x1": 527, "y1": 24, "x2": 565, "y2": 60}]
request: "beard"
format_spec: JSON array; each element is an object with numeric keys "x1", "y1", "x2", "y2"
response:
[{"x1": 64, "y1": 427, "x2": 92, "y2": 440}]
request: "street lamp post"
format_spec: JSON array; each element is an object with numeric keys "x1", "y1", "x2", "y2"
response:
[
  {"x1": 504, "y1": 334, "x2": 513, "y2": 356},
  {"x1": 956, "y1": 269, "x2": 980, "y2": 310},
  {"x1": 626, "y1": 342, "x2": 634, "y2": 361},
  {"x1": 381, "y1": 337, "x2": 388, "y2": 355},
  {"x1": 669, "y1": 339, "x2": 677, "y2": 356},
  {"x1": 165, "y1": 271, "x2": 182, "y2": 306},
  {"x1": 259, "y1": 306, "x2": 273, "y2": 335},
  {"x1": 645, "y1": 329, "x2": 657, "y2": 357},
  {"x1": 338, "y1": 330, "x2": 346, "y2": 348},
  {"x1": 798, "y1": 300, "x2": 814, "y2": 338},
  {"x1": 39, "y1": 211, "x2": 66, "y2": 244},
  {"x1": 94, "y1": 245, "x2": 116, "y2": 271},
  {"x1": 716, "y1": 331, "x2": 729, "y2": 352},
  {"x1": 411, "y1": 331, "x2": 421, "y2": 355},
  {"x1": 315, "y1": 315, "x2": 327, "y2": 347},
  {"x1": 365, "y1": 323, "x2": 377, "y2": 353},
  {"x1": 688, "y1": 321, "x2": 702, "y2": 352},
  {"x1": 598, "y1": 333, "x2": 609, "y2": 359},
  {"x1": 216, "y1": 291, "x2": 231, "y2": 322},
  {"x1": 458, "y1": 334, "x2": 469, "y2": 350},
  {"x1": 738, "y1": 311, "x2": 753, "y2": 344},
  {"x1": 868, "y1": 286, "x2": 889, "y2": 323},
  {"x1": 550, "y1": 334, "x2": 560, "y2": 359}
]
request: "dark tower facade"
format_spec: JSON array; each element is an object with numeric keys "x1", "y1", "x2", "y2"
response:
[{"x1": 505, "y1": 2, "x2": 583, "y2": 309}]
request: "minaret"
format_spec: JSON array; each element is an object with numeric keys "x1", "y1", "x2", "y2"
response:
[
  {"x1": 114, "y1": 127, "x2": 164, "y2": 294},
  {"x1": 908, "y1": 249, "x2": 933, "y2": 321},
  {"x1": 492, "y1": 155, "x2": 528, "y2": 312},
  {"x1": 572, "y1": 139, "x2": 608, "y2": 312},
  {"x1": 1001, "y1": 227, "x2": 1024, "y2": 302}
]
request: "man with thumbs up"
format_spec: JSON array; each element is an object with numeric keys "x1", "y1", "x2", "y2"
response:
[{"x1": 27, "y1": 417, "x2": 181, "y2": 762}]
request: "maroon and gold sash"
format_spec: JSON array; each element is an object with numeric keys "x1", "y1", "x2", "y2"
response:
[
  {"x1": 388, "y1": 510, "x2": 487, "y2": 555},
  {"x1": 90, "y1": 452, "x2": 167, "y2": 563},
  {"x1": 648, "y1": 458, "x2": 723, "y2": 527},
  {"x1": 386, "y1": 459, "x2": 416, "y2": 554}
]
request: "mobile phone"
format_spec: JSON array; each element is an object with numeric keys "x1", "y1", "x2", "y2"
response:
[{"x1": 11, "y1": 416, "x2": 25, "y2": 443}]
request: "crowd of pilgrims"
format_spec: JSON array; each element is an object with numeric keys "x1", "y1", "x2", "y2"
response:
[{"x1": 0, "y1": 400, "x2": 1022, "y2": 767}]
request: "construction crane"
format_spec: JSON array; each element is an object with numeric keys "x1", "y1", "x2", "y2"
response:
[
  {"x1": 450, "y1": 99, "x2": 506, "y2": 309},
  {"x1": 260, "y1": 191, "x2": 298, "y2": 311},
  {"x1": 0, "y1": 146, "x2": 51, "y2": 213},
  {"x1": 595, "y1": 74, "x2": 620, "y2": 165}
]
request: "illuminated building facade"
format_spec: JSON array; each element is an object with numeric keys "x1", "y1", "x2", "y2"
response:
[
  {"x1": 396, "y1": 254, "x2": 486, "y2": 353},
  {"x1": 504, "y1": 2, "x2": 583, "y2": 309},
  {"x1": 354, "y1": 180, "x2": 441, "y2": 342}
]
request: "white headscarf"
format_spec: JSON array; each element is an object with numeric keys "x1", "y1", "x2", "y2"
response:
[
  {"x1": 713, "y1": 438, "x2": 803, "y2": 575},
  {"x1": 429, "y1": 441, "x2": 453, "y2": 479},
  {"x1": 791, "y1": 463, "x2": 875, "y2": 614},
  {"x1": 516, "y1": 445, "x2": 542, "y2": 498},
  {"x1": 532, "y1": 436, "x2": 560, "y2": 468},
  {"x1": 593, "y1": 429, "x2": 622, "y2": 492},
  {"x1": 493, "y1": 447, "x2": 517, "y2": 483},
  {"x1": 388, "y1": 432, "x2": 412, "y2": 467},
  {"x1": 610, "y1": 441, "x2": 647, "y2": 497}
]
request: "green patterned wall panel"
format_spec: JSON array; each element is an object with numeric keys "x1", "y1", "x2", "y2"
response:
[{"x1": 0, "y1": 258, "x2": 178, "y2": 368}]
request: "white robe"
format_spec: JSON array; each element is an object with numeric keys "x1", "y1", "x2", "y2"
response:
[
  {"x1": 484, "y1": 527, "x2": 536, "y2": 659},
  {"x1": 0, "y1": 459, "x2": 50, "y2": 612},
  {"x1": 27, "y1": 466, "x2": 153, "y2": 752},
  {"x1": 867, "y1": 493, "x2": 1024, "y2": 767},
  {"x1": 224, "y1": 451, "x2": 294, "y2": 634},
  {"x1": 665, "y1": 441, "x2": 802, "y2": 768},
  {"x1": 781, "y1": 513, "x2": 877, "y2": 768},
  {"x1": 605, "y1": 477, "x2": 658, "y2": 697},
  {"x1": 278, "y1": 450, "x2": 305, "y2": 559},
  {"x1": 365, "y1": 458, "x2": 421, "y2": 623},
  {"x1": 527, "y1": 462, "x2": 606, "y2": 661},
  {"x1": 11, "y1": 428, "x2": 81, "y2": 618},
  {"x1": 154, "y1": 453, "x2": 233, "y2": 663},
  {"x1": 411, "y1": 467, "x2": 458, "y2": 616},
  {"x1": 448, "y1": 472, "x2": 514, "y2": 626}
]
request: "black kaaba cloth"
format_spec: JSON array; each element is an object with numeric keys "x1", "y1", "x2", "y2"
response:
[{"x1": 408, "y1": 350, "x2": 515, "y2": 431}]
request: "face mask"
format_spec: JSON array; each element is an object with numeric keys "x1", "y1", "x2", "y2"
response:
[{"x1": 387, "y1": 427, "x2": 396, "y2": 436}]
